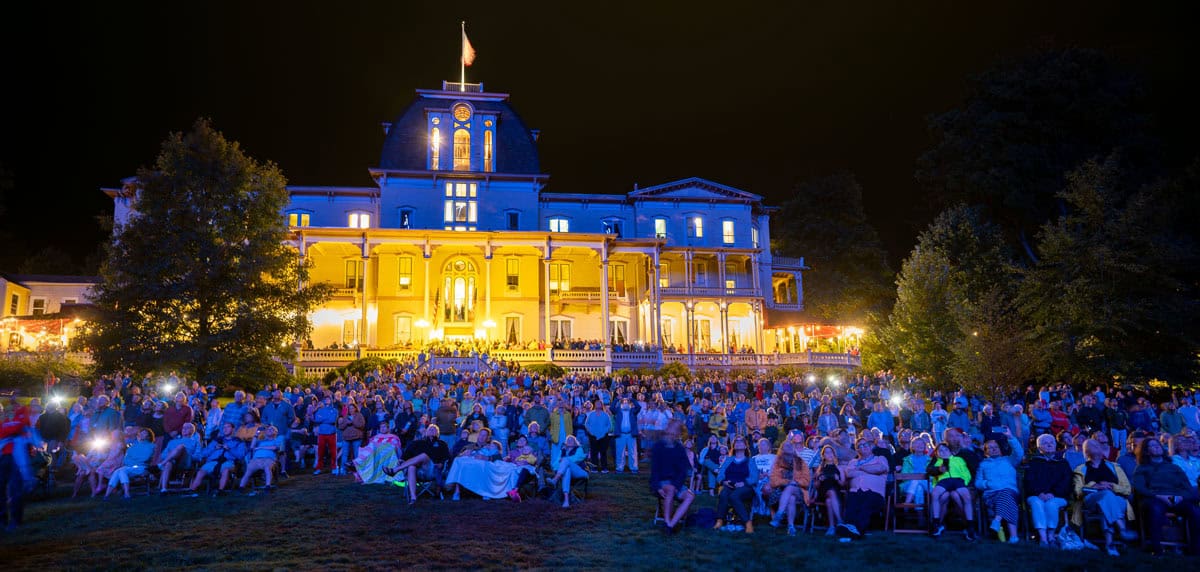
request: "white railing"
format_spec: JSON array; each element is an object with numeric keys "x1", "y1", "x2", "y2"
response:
[
  {"x1": 490, "y1": 349, "x2": 551, "y2": 362},
  {"x1": 550, "y1": 350, "x2": 606, "y2": 361},
  {"x1": 299, "y1": 349, "x2": 359, "y2": 361},
  {"x1": 429, "y1": 356, "x2": 482, "y2": 371},
  {"x1": 365, "y1": 350, "x2": 418, "y2": 360},
  {"x1": 442, "y1": 81, "x2": 484, "y2": 92}
]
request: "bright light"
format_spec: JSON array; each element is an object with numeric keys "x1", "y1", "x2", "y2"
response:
[
  {"x1": 890, "y1": 395, "x2": 903, "y2": 407},
  {"x1": 806, "y1": 374, "x2": 816, "y2": 383},
  {"x1": 482, "y1": 319, "x2": 496, "y2": 329},
  {"x1": 828, "y1": 376, "x2": 840, "y2": 387},
  {"x1": 91, "y1": 437, "x2": 109, "y2": 451},
  {"x1": 162, "y1": 384, "x2": 176, "y2": 395},
  {"x1": 50, "y1": 395, "x2": 63, "y2": 405},
  {"x1": 415, "y1": 319, "x2": 430, "y2": 329}
]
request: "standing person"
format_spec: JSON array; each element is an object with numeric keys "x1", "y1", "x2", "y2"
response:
[
  {"x1": 1106, "y1": 399, "x2": 1129, "y2": 455},
  {"x1": 584, "y1": 403, "x2": 613, "y2": 473},
  {"x1": 610, "y1": 396, "x2": 641, "y2": 474},
  {"x1": 930, "y1": 402, "x2": 949, "y2": 443},
  {"x1": 0, "y1": 404, "x2": 32, "y2": 531},
  {"x1": 311, "y1": 396, "x2": 339, "y2": 475},
  {"x1": 651, "y1": 419, "x2": 696, "y2": 534},
  {"x1": 260, "y1": 390, "x2": 296, "y2": 476},
  {"x1": 337, "y1": 403, "x2": 366, "y2": 475},
  {"x1": 548, "y1": 402, "x2": 573, "y2": 468}
]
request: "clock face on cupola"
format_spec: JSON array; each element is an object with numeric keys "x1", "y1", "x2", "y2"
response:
[{"x1": 452, "y1": 103, "x2": 472, "y2": 122}]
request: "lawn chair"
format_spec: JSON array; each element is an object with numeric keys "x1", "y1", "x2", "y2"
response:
[{"x1": 891, "y1": 473, "x2": 929, "y2": 533}]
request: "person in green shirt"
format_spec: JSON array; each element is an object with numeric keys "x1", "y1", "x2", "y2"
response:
[{"x1": 928, "y1": 441, "x2": 976, "y2": 540}]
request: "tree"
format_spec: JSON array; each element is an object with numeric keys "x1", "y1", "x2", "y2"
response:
[
  {"x1": 17, "y1": 246, "x2": 80, "y2": 275},
  {"x1": 917, "y1": 48, "x2": 1157, "y2": 262},
  {"x1": 83, "y1": 119, "x2": 329, "y2": 391},
  {"x1": 878, "y1": 205, "x2": 1014, "y2": 387},
  {"x1": 1020, "y1": 155, "x2": 1200, "y2": 384},
  {"x1": 949, "y1": 286, "x2": 1037, "y2": 403},
  {"x1": 773, "y1": 173, "x2": 894, "y2": 323}
]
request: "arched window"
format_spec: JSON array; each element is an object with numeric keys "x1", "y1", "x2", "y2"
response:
[
  {"x1": 442, "y1": 258, "x2": 477, "y2": 322},
  {"x1": 430, "y1": 127, "x2": 441, "y2": 170},
  {"x1": 453, "y1": 129, "x2": 470, "y2": 171}
]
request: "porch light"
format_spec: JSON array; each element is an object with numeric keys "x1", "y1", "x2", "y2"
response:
[
  {"x1": 415, "y1": 319, "x2": 430, "y2": 329},
  {"x1": 482, "y1": 319, "x2": 496, "y2": 329}
]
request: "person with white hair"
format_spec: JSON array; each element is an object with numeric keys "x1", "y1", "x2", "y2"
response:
[{"x1": 1022, "y1": 433, "x2": 1073, "y2": 545}]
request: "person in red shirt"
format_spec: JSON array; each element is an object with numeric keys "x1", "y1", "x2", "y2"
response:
[
  {"x1": 162, "y1": 393, "x2": 194, "y2": 439},
  {"x1": 1, "y1": 401, "x2": 31, "y2": 531}
]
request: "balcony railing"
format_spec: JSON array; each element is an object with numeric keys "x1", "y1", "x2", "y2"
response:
[{"x1": 293, "y1": 349, "x2": 862, "y2": 375}]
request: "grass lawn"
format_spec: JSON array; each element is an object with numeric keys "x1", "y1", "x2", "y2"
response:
[{"x1": 0, "y1": 467, "x2": 1164, "y2": 571}]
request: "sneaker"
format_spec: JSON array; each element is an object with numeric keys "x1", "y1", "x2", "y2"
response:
[
  {"x1": 965, "y1": 528, "x2": 977, "y2": 542},
  {"x1": 312, "y1": 469, "x2": 322, "y2": 475},
  {"x1": 843, "y1": 524, "x2": 862, "y2": 539},
  {"x1": 1106, "y1": 547, "x2": 1120, "y2": 557},
  {"x1": 1007, "y1": 536, "x2": 1019, "y2": 544},
  {"x1": 825, "y1": 527, "x2": 836, "y2": 536},
  {"x1": 990, "y1": 518, "x2": 1003, "y2": 533},
  {"x1": 787, "y1": 525, "x2": 797, "y2": 536},
  {"x1": 769, "y1": 517, "x2": 781, "y2": 528},
  {"x1": 930, "y1": 524, "x2": 945, "y2": 538}
]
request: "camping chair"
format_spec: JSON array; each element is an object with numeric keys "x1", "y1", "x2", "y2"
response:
[
  {"x1": 414, "y1": 461, "x2": 448, "y2": 500},
  {"x1": 891, "y1": 473, "x2": 930, "y2": 533}
]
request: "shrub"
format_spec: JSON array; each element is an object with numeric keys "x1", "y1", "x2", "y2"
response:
[
  {"x1": 0, "y1": 353, "x2": 93, "y2": 396},
  {"x1": 658, "y1": 361, "x2": 691, "y2": 380},
  {"x1": 525, "y1": 363, "x2": 566, "y2": 379}
]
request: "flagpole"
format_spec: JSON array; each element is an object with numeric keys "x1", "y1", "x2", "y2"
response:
[{"x1": 460, "y1": 21, "x2": 466, "y2": 91}]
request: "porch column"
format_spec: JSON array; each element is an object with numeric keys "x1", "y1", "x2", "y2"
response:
[
  {"x1": 360, "y1": 254, "x2": 370, "y2": 354},
  {"x1": 600, "y1": 243, "x2": 610, "y2": 345},
  {"x1": 485, "y1": 255, "x2": 493, "y2": 323},
  {"x1": 720, "y1": 302, "x2": 729, "y2": 356},
  {"x1": 717, "y1": 252, "x2": 727, "y2": 294},
  {"x1": 543, "y1": 245, "x2": 552, "y2": 343},
  {"x1": 684, "y1": 250, "x2": 693, "y2": 296},
  {"x1": 751, "y1": 253, "x2": 762, "y2": 295},
  {"x1": 652, "y1": 249, "x2": 662, "y2": 348},
  {"x1": 423, "y1": 257, "x2": 431, "y2": 323}
]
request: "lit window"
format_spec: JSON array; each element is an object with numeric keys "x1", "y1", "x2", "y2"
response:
[
  {"x1": 725, "y1": 261, "x2": 738, "y2": 290},
  {"x1": 345, "y1": 260, "x2": 363, "y2": 290},
  {"x1": 694, "y1": 261, "x2": 708, "y2": 286},
  {"x1": 453, "y1": 129, "x2": 470, "y2": 170},
  {"x1": 549, "y1": 218, "x2": 569, "y2": 233},
  {"x1": 398, "y1": 256, "x2": 412, "y2": 291},
  {"x1": 602, "y1": 219, "x2": 622, "y2": 237},
  {"x1": 288, "y1": 212, "x2": 310, "y2": 227},
  {"x1": 549, "y1": 263, "x2": 571, "y2": 292},
  {"x1": 63, "y1": 298, "x2": 78, "y2": 305},
  {"x1": 443, "y1": 184, "x2": 477, "y2": 231},
  {"x1": 506, "y1": 211, "x2": 520, "y2": 231},
  {"x1": 550, "y1": 318, "x2": 572, "y2": 341},
  {"x1": 484, "y1": 130, "x2": 494, "y2": 172},
  {"x1": 349, "y1": 212, "x2": 371, "y2": 228},
  {"x1": 654, "y1": 218, "x2": 667, "y2": 239},
  {"x1": 430, "y1": 127, "x2": 441, "y2": 170},
  {"x1": 689, "y1": 216, "x2": 703, "y2": 238},
  {"x1": 506, "y1": 258, "x2": 520, "y2": 290},
  {"x1": 659, "y1": 262, "x2": 670, "y2": 289},
  {"x1": 399, "y1": 209, "x2": 413, "y2": 229},
  {"x1": 8, "y1": 294, "x2": 16, "y2": 315},
  {"x1": 608, "y1": 264, "x2": 626, "y2": 292},
  {"x1": 31, "y1": 298, "x2": 46, "y2": 315},
  {"x1": 752, "y1": 227, "x2": 760, "y2": 249},
  {"x1": 722, "y1": 220, "x2": 735, "y2": 244}
]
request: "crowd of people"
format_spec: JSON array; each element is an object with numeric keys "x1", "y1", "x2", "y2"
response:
[{"x1": 0, "y1": 365, "x2": 1198, "y2": 559}]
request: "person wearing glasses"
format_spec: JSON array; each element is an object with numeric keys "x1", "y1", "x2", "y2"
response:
[{"x1": 836, "y1": 438, "x2": 888, "y2": 540}]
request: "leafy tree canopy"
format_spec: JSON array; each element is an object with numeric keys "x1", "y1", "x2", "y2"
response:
[
  {"x1": 773, "y1": 173, "x2": 894, "y2": 324},
  {"x1": 82, "y1": 119, "x2": 329, "y2": 392}
]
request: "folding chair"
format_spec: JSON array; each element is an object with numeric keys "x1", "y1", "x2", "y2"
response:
[
  {"x1": 891, "y1": 473, "x2": 930, "y2": 533},
  {"x1": 568, "y1": 474, "x2": 589, "y2": 503}
]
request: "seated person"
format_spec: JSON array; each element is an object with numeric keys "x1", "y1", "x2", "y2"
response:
[
  {"x1": 354, "y1": 424, "x2": 403, "y2": 485},
  {"x1": 713, "y1": 435, "x2": 760, "y2": 533},
  {"x1": 103, "y1": 428, "x2": 156, "y2": 500},
  {"x1": 836, "y1": 438, "x2": 888, "y2": 540},
  {"x1": 900, "y1": 436, "x2": 931, "y2": 505},
  {"x1": 446, "y1": 427, "x2": 503, "y2": 501},
  {"x1": 975, "y1": 430, "x2": 1024, "y2": 544},
  {"x1": 547, "y1": 435, "x2": 588, "y2": 509},
  {"x1": 156, "y1": 422, "x2": 201, "y2": 494},
  {"x1": 1072, "y1": 438, "x2": 1136, "y2": 556},
  {"x1": 234, "y1": 410, "x2": 262, "y2": 442},
  {"x1": 698, "y1": 435, "x2": 723, "y2": 493},
  {"x1": 1131, "y1": 437, "x2": 1200, "y2": 555},
  {"x1": 393, "y1": 425, "x2": 451, "y2": 506},
  {"x1": 928, "y1": 441, "x2": 976, "y2": 540},
  {"x1": 503, "y1": 434, "x2": 541, "y2": 500},
  {"x1": 814, "y1": 445, "x2": 846, "y2": 534},
  {"x1": 185, "y1": 422, "x2": 245, "y2": 496},
  {"x1": 448, "y1": 427, "x2": 474, "y2": 459},
  {"x1": 766, "y1": 441, "x2": 811, "y2": 536},
  {"x1": 72, "y1": 430, "x2": 122, "y2": 499},
  {"x1": 1023, "y1": 433, "x2": 1074, "y2": 546},
  {"x1": 238, "y1": 425, "x2": 284, "y2": 494},
  {"x1": 650, "y1": 419, "x2": 695, "y2": 534}
]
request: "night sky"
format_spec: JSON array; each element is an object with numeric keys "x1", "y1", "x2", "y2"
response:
[{"x1": 2, "y1": 1, "x2": 1196, "y2": 270}]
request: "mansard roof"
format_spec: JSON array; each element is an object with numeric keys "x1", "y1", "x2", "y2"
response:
[
  {"x1": 377, "y1": 87, "x2": 542, "y2": 175},
  {"x1": 628, "y1": 177, "x2": 762, "y2": 203}
]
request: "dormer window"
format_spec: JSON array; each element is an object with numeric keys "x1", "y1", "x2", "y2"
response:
[{"x1": 348, "y1": 212, "x2": 371, "y2": 229}]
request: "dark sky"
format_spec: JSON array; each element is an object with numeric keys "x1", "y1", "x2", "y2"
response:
[{"x1": 1, "y1": 1, "x2": 1196, "y2": 270}]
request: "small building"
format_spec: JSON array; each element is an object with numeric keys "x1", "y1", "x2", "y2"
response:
[{"x1": 0, "y1": 273, "x2": 97, "y2": 351}]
